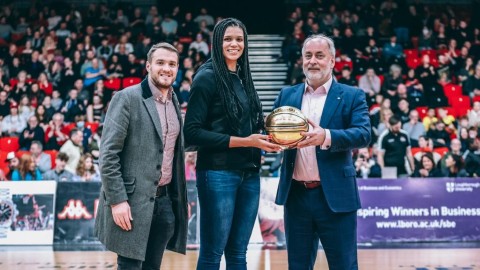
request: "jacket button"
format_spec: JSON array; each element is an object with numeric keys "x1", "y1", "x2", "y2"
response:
[
  {"x1": 157, "y1": 165, "x2": 161, "y2": 169},
  {"x1": 154, "y1": 181, "x2": 158, "y2": 185},
  {"x1": 150, "y1": 197, "x2": 154, "y2": 202}
]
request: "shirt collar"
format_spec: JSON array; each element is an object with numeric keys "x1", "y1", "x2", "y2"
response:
[
  {"x1": 304, "y1": 75, "x2": 333, "y2": 95},
  {"x1": 148, "y1": 75, "x2": 173, "y2": 103}
]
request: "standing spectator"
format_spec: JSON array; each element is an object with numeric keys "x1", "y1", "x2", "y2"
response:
[
  {"x1": 44, "y1": 113, "x2": 69, "y2": 150},
  {"x1": 2, "y1": 102, "x2": 27, "y2": 136},
  {"x1": 402, "y1": 110, "x2": 425, "y2": 147},
  {"x1": 30, "y1": 140, "x2": 51, "y2": 173},
  {"x1": 11, "y1": 154, "x2": 43, "y2": 181},
  {"x1": 42, "y1": 152, "x2": 74, "y2": 182},
  {"x1": 59, "y1": 128, "x2": 83, "y2": 174},
  {"x1": 73, "y1": 153, "x2": 100, "y2": 182},
  {"x1": 377, "y1": 116, "x2": 415, "y2": 177},
  {"x1": 19, "y1": 116, "x2": 45, "y2": 150}
]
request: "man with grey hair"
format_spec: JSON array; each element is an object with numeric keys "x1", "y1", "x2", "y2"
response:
[
  {"x1": 273, "y1": 34, "x2": 371, "y2": 269},
  {"x1": 94, "y1": 42, "x2": 187, "y2": 269}
]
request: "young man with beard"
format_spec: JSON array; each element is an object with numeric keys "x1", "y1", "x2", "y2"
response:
[{"x1": 95, "y1": 43, "x2": 187, "y2": 269}]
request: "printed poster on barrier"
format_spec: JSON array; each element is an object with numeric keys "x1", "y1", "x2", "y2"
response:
[
  {"x1": 0, "y1": 181, "x2": 56, "y2": 245},
  {"x1": 357, "y1": 178, "x2": 480, "y2": 243},
  {"x1": 54, "y1": 182, "x2": 101, "y2": 244}
]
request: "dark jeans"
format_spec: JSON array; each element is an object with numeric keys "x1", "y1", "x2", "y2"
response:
[
  {"x1": 285, "y1": 182, "x2": 358, "y2": 270},
  {"x1": 117, "y1": 195, "x2": 175, "y2": 270},
  {"x1": 196, "y1": 170, "x2": 260, "y2": 270}
]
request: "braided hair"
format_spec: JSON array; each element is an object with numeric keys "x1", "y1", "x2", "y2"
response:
[{"x1": 210, "y1": 18, "x2": 264, "y2": 135}]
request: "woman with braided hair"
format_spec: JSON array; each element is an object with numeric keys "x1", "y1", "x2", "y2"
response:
[{"x1": 184, "y1": 18, "x2": 281, "y2": 269}]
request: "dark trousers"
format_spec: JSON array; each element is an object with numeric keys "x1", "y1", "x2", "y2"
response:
[
  {"x1": 196, "y1": 170, "x2": 260, "y2": 270},
  {"x1": 117, "y1": 195, "x2": 175, "y2": 270},
  {"x1": 285, "y1": 182, "x2": 358, "y2": 270}
]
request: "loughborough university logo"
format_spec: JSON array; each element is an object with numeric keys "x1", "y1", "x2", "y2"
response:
[{"x1": 446, "y1": 182, "x2": 455, "y2": 193}]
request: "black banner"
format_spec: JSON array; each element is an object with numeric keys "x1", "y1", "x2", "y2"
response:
[{"x1": 54, "y1": 182, "x2": 101, "y2": 244}]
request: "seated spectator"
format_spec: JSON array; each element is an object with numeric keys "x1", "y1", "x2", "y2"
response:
[
  {"x1": 358, "y1": 68, "x2": 381, "y2": 102},
  {"x1": 338, "y1": 66, "x2": 357, "y2": 86},
  {"x1": 35, "y1": 105, "x2": 49, "y2": 130},
  {"x1": 88, "y1": 125, "x2": 102, "y2": 165},
  {"x1": 18, "y1": 95, "x2": 35, "y2": 121},
  {"x1": 355, "y1": 147, "x2": 381, "y2": 178},
  {"x1": 402, "y1": 110, "x2": 425, "y2": 147},
  {"x1": 382, "y1": 64, "x2": 403, "y2": 104},
  {"x1": 42, "y1": 152, "x2": 74, "y2": 182},
  {"x1": 73, "y1": 153, "x2": 100, "y2": 182},
  {"x1": 59, "y1": 128, "x2": 84, "y2": 173},
  {"x1": 97, "y1": 38, "x2": 113, "y2": 61},
  {"x1": 464, "y1": 134, "x2": 480, "y2": 177},
  {"x1": 124, "y1": 53, "x2": 143, "y2": 78},
  {"x1": 2, "y1": 102, "x2": 27, "y2": 136},
  {"x1": 464, "y1": 64, "x2": 480, "y2": 97},
  {"x1": 5, "y1": 152, "x2": 19, "y2": 180},
  {"x1": 74, "y1": 114, "x2": 92, "y2": 151},
  {"x1": 376, "y1": 108, "x2": 393, "y2": 138},
  {"x1": 382, "y1": 35, "x2": 403, "y2": 61},
  {"x1": 83, "y1": 58, "x2": 106, "y2": 90},
  {"x1": 60, "y1": 89, "x2": 86, "y2": 123},
  {"x1": 30, "y1": 140, "x2": 51, "y2": 173},
  {"x1": 413, "y1": 135, "x2": 442, "y2": 166},
  {"x1": 427, "y1": 121, "x2": 451, "y2": 148},
  {"x1": 87, "y1": 95, "x2": 105, "y2": 123},
  {"x1": 405, "y1": 68, "x2": 424, "y2": 99},
  {"x1": 49, "y1": 91, "x2": 63, "y2": 111},
  {"x1": 29, "y1": 83, "x2": 46, "y2": 108},
  {"x1": 442, "y1": 154, "x2": 469, "y2": 177},
  {"x1": 412, "y1": 153, "x2": 444, "y2": 178},
  {"x1": 0, "y1": 90, "x2": 10, "y2": 119},
  {"x1": 44, "y1": 113, "x2": 69, "y2": 150},
  {"x1": 422, "y1": 108, "x2": 438, "y2": 131},
  {"x1": 11, "y1": 154, "x2": 42, "y2": 181},
  {"x1": 189, "y1": 33, "x2": 209, "y2": 56},
  {"x1": 468, "y1": 101, "x2": 480, "y2": 128},
  {"x1": 19, "y1": 116, "x2": 45, "y2": 150},
  {"x1": 395, "y1": 98, "x2": 410, "y2": 124},
  {"x1": 178, "y1": 80, "x2": 191, "y2": 108}
]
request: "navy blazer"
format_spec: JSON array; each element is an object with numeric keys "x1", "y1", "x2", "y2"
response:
[{"x1": 273, "y1": 80, "x2": 371, "y2": 212}]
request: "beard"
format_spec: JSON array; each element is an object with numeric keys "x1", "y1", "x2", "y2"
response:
[
  {"x1": 151, "y1": 74, "x2": 174, "y2": 90},
  {"x1": 304, "y1": 68, "x2": 331, "y2": 82}
]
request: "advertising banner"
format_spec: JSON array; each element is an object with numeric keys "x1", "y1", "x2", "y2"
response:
[
  {"x1": 357, "y1": 178, "x2": 480, "y2": 243},
  {"x1": 0, "y1": 181, "x2": 56, "y2": 245},
  {"x1": 54, "y1": 182, "x2": 101, "y2": 244}
]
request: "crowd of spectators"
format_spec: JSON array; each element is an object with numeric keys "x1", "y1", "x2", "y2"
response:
[
  {"x1": 281, "y1": 0, "x2": 480, "y2": 178},
  {"x1": 1, "y1": 0, "x2": 479, "y2": 181},
  {"x1": 0, "y1": 2, "x2": 215, "y2": 181}
]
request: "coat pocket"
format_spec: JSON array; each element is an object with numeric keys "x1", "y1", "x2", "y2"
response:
[{"x1": 124, "y1": 177, "x2": 136, "y2": 194}]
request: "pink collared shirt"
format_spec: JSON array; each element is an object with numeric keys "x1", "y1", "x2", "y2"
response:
[
  {"x1": 292, "y1": 77, "x2": 332, "y2": 181},
  {"x1": 148, "y1": 78, "x2": 180, "y2": 186}
]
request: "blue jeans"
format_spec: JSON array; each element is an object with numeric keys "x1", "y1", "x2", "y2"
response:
[{"x1": 196, "y1": 170, "x2": 260, "y2": 270}]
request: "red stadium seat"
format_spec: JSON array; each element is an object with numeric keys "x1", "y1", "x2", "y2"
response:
[
  {"x1": 473, "y1": 96, "x2": 480, "y2": 103},
  {"x1": 378, "y1": 75, "x2": 384, "y2": 86},
  {"x1": 406, "y1": 58, "x2": 421, "y2": 69},
  {"x1": 416, "y1": 106, "x2": 429, "y2": 120},
  {"x1": 104, "y1": 78, "x2": 121, "y2": 91},
  {"x1": 122, "y1": 77, "x2": 142, "y2": 88},
  {"x1": 9, "y1": 78, "x2": 18, "y2": 88},
  {"x1": 450, "y1": 95, "x2": 471, "y2": 109},
  {"x1": 0, "y1": 137, "x2": 20, "y2": 152},
  {"x1": 433, "y1": 147, "x2": 449, "y2": 157},
  {"x1": 420, "y1": 49, "x2": 437, "y2": 59},
  {"x1": 404, "y1": 49, "x2": 418, "y2": 59},
  {"x1": 443, "y1": 84, "x2": 463, "y2": 100},
  {"x1": 44, "y1": 150, "x2": 57, "y2": 168},
  {"x1": 85, "y1": 122, "x2": 99, "y2": 134},
  {"x1": 411, "y1": 147, "x2": 422, "y2": 157},
  {"x1": 15, "y1": 150, "x2": 29, "y2": 159}
]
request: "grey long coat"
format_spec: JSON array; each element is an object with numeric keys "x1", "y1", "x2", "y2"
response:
[{"x1": 94, "y1": 79, "x2": 188, "y2": 260}]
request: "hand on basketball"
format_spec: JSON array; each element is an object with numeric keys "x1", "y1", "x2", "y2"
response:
[
  {"x1": 296, "y1": 118, "x2": 326, "y2": 148},
  {"x1": 111, "y1": 201, "x2": 133, "y2": 231},
  {"x1": 248, "y1": 134, "x2": 283, "y2": 152}
]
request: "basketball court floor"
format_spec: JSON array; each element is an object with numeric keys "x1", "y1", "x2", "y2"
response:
[{"x1": 1, "y1": 244, "x2": 479, "y2": 270}]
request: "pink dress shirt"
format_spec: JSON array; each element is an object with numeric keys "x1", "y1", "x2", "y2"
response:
[{"x1": 292, "y1": 76, "x2": 333, "y2": 181}]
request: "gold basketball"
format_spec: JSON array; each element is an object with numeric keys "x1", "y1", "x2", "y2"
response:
[{"x1": 265, "y1": 106, "x2": 309, "y2": 145}]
